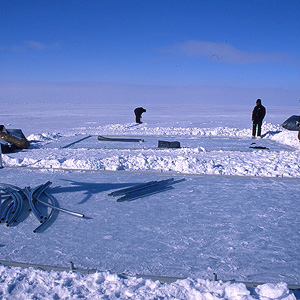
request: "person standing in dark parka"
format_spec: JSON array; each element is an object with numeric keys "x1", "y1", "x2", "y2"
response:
[
  {"x1": 252, "y1": 99, "x2": 266, "y2": 138},
  {"x1": 134, "y1": 107, "x2": 146, "y2": 124}
]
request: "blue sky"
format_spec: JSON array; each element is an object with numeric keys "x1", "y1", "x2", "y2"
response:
[{"x1": 0, "y1": 0, "x2": 299, "y2": 105}]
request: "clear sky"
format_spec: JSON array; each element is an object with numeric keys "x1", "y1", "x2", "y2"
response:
[{"x1": 0, "y1": 0, "x2": 299, "y2": 105}]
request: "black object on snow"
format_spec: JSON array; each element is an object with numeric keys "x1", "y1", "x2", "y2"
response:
[
  {"x1": 0, "y1": 141, "x2": 16, "y2": 154},
  {"x1": 281, "y1": 115, "x2": 300, "y2": 131},
  {"x1": 249, "y1": 146, "x2": 269, "y2": 150},
  {"x1": 98, "y1": 136, "x2": 144, "y2": 142},
  {"x1": 0, "y1": 125, "x2": 30, "y2": 150},
  {"x1": 158, "y1": 140, "x2": 181, "y2": 148}
]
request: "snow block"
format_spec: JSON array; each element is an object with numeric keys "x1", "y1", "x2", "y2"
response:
[
  {"x1": 158, "y1": 140, "x2": 181, "y2": 148},
  {"x1": 281, "y1": 115, "x2": 300, "y2": 131}
]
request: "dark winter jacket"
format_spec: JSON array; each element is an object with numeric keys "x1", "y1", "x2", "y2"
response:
[
  {"x1": 134, "y1": 107, "x2": 146, "y2": 117},
  {"x1": 252, "y1": 104, "x2": 266, "y2": 123}
]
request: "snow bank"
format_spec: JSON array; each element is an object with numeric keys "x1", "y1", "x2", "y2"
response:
[
  {"x1": 0, "y1": 265, "x2": 296, "y2": 300},
  {"x1": 79, "y1": 122, "x2": 296, "y2": 144},
  {"x1": 4, "y1": 122, "x2": 300, "y2": 178}
]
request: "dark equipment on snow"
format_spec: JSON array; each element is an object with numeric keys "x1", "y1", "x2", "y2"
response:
[
  {"x1": 98, "y1": 136, "x2": 144, "y2": 142},
  {"x1": 0, "y1": 125, "x2": 30, "y2": 153},
  {"x1": 281, "y1": 115, "x2": 300, "y2": 131},
  {"x1": 249, "y1": 146, "x2": 269, "y2": 150},
  {"x1": 249, "y1": 142, "x2": 269, "y2": 150},
  {"x1": 0, "y1": 140, "x2": 15, "y2": 154},
  {"x1": 158, "y1": 140, "x2": 181, "y2": 148}
]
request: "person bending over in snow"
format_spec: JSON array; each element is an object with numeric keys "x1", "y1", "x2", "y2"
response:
[
  {"x1": 252, "y1": 99, "x2": 266, "y2": 138},
  {"x1": 134, "y1": 107, "x2": 146, "y2": 124}
]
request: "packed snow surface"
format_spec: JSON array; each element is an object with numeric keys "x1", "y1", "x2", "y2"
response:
[{"x1": 0, "y1": 103, "x2": 300, "y2": 299}]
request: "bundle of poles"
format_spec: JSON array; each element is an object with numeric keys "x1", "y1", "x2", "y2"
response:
[
  {"x1": 0, "y1": 181, "x2": 84, "y2": 233},
  {"x1": 108, "y1": 178, "x2": 186, "y2": 202}
]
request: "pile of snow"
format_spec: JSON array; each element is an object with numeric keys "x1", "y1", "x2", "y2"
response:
[
  {"x1": 5, "y1": 146, "x2": 300, "y2": 177},
  {"x1": 3, "y1": 122, "x2": 300, "y2": 178},
  {"x1": 0, "y1": 265, "x2": 296, "y2": 300},
  {"x1": 27, "y1": 132, "x2": 63, "y2": 142}
]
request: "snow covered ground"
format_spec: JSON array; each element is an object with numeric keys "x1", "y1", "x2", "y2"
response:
[{"x1": 0, "y1": 103, "x2": 300, "y2": 299}]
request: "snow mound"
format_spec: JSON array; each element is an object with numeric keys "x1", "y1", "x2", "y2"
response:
[
  {"x1": 27, "y1": 132, "x2": 62, "y2": 142},
  {"x1": 0, "y1": 266, "x2": 296, "y2": 300},
  {"x1": 4, "y1": 147, "x2": 300, "y2": 178}
]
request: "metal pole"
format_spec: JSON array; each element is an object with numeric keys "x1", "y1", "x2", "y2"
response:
[
  {"x1": 36, "y1": 194, "x2": 85, "y2": 218},
  {"x1": 0, "y1": 145, "x2": 3, "y2": 168},
  {"x1": 60, "y1": 135, "x2": 91, "y2": 149},
  {"x1": 213, "y1": 273, "x2": 218, "y2": 281},
  {"x1": 70, "y1": 261, "x2": 74, "y2": 272}
]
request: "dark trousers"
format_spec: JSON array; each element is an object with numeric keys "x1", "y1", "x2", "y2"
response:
[
  {"x1": 252, "y1": 121, "x2": 262, "y2": 137},
  {"x1": 135, "y1": 115, "x2": 142, "y2": 123}
]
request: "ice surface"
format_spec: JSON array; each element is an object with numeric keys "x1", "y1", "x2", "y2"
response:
[
  {"x1": 46, "y1": 134, "x2": 293, "y2": 152},
  {"x1": 1, "y1": 168, "x2": 300, "y2": 284}
]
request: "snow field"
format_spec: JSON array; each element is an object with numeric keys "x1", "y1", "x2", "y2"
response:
[{"x1": 1, "y1": 103, "x2": 300, "y2": 299}]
